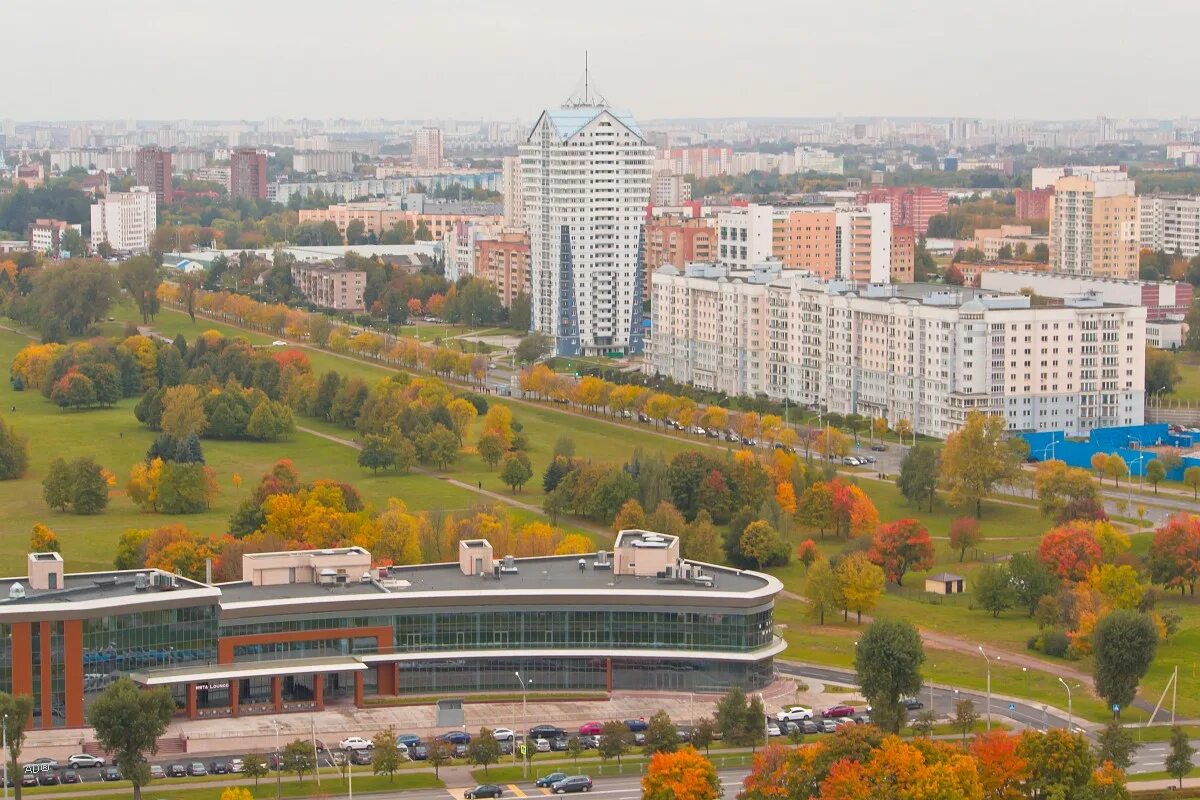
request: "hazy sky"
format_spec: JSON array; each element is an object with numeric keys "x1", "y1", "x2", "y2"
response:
[{"x1": 11, "y1": 0, "x2": 1200, "y2": 122}]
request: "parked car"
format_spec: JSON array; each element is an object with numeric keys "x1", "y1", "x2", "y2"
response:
[
  {"x1": 578, "y1": 721, "x2": 603, "y2": 736},
  {"x1": 168, "y1": 764, "x2": 188, "y2": 778},
  {"x1": 149, "y1": 765, "x2": 165, "y2": 779},
  {"x1": 632, "y1": 732, "x2": 646, "y2": 746},
  {"x1": 901, "y1": 697, "x2": 924, "y2": 710},
  {"x1": 777, "y1": 706, "x2": 814, "y2": 722},
  {"x1": 551, "y1": 775, "x2": 594, "y2": 794},
  {"x1": 67, "y1": 754, "x2": 105, "y2": 769},
  {"x1": 796, "y1": 719, "x2": 820, "y2": 735},
  {"x1": 37, "y1": 772, "x2": 59, "y2": 786},
  {"x1": 842, "y1": 456, "x2": 861, "y2": 466},
  {"x1": 465, "y1": 784, "x2": 503, "y2": 799},
  {"x1": 411, "y1": 745, "x2": 428, "y2": 761},
  {"x1": 818, "y1": 719, "x2": 839, "y2": 733},
  {"x1": 350, "y1": 750, "x2": 373, "y2": 765},
  {"x1": 822, "y1": 705, "x2": 855, "y2": 718},
  {"x1": 637, "y1": 413, "x2": 651, "y2": 423},
  {"x1": 536, "y1": 772, "x2": 568, "y2": 788},
  {"x1": 59, "y1": 770, "x2": 81, "y2": 784},
  {"x1": 533, "y1": 738, "x2": 551, "y2": 753},
  {"x1": 208, "y1": 761, "x2": 229, "y2": 774},
  {"x1": 706, "y1": 429, "x2": 721, "y2": 439},
  {"x1": 30, "y1": 758, "x2": 59, "y2": 770},
  {"x1": 549, "y1": 736, "x2": 569, "y2": 751},
  {"x1": 228, "y1": 758, "x2": 245, "y2": 773},
  {"x1": 852, "y1": 713, "x2": 872, "y2": 725},
  {"x1": 766, "y1": 720, "x2": 782, "y2": 737},
  {"x1": 576, "y1": 735, "x2": 599, "y2": 750},
  {"x1": 339, "y1": 737, "x2": 373, "y2": 751},
  {"x1": 624, "y1": 718, "x2": 648, "y2": 732},
  {"x1": 453, "y1": 743, "x2": 469, "y2": 759},
  {"x1": 19, "y1": 774, "x2": 37, "y2": 788},
  {"x1": 439, "y1": 731, "x2": 471, "y2": 745},
  {"x1": 490, "y1": 728, "x2": 515, "y2": 741},
  {"x1": 833, "y1": 717, "x2": 857, "y2": 728},
  {"x1": 527, "y1": 725, "x2": 564, "y2": 740},
  {"x1": 861, "y1": 455, "x2": 876, "y2": 463},
  {"x1": 188, "y1": 762, "x2": 208, "y2": 777},
  {"x1": 396, "y1": 734, "x2": 421, "y2": 748},
  {"x1": 101, "y1": 767, "x2": 122, "y2": 781}
]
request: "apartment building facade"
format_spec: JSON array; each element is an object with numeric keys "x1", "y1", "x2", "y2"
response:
[
  {"x1": 892, "y1": 225, "x2": 916, "y2": 282},
  {"x1": 501, "y1": 155, "x2": 525, "y2": 229},
  {"x1": 1049, "y1": 171, "x2": 1139, "y2": 278},
  {"x1": 643, "y1": 215, "x2": 716, "y2": 298},
  {"x1": 1015, "y1": 187, "x2": 1054, "y2": 220},
  {"x1": 520, "y1": 105, "x2": 653, "y2": 356},
  {"x1": 90, "y1": 186, "x2": 156, "y2": 253},
  {"x1": 230, "y1": 149, "x2": 268, "y2": 200},
  {"x1": 972, "y1": 225, "x2": 1050, "y2": 260},
  {"x1": 299, "y1": 203, "x2": 502, "y2": 243},
  {"x1": 474, "y1": 232, "x2": 531, "y2": 308},
  {"x1": 290, "y1": 261, "x2": 366, "y2": 310},
  {"x1": 650, "y1": 263, "x2": 1145, "y2": 438},
  {"x1": 979, "y1": 270, "x2": 1194, "y2": 321},
  {"x1": 1139, "y1": 194, "x2": 1200, "y2": 257},
  {"x1": 28, "y1": 219, "x2": 81, "y2": 258},
  {"x1": 859, "y1": 186, "x2": 949, "y2": 235},
  {"x1": 135, "y1": 147, "x2": 173, "y2": 206},
  {"x1": 411, "y1": 127, "x2": 445, "y2": 170}
]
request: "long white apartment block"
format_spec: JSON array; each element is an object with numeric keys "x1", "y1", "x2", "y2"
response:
[
  {"x1": 1139, "y1": 194, "x2": 1200, "y2": 257},
  {"x1": 649, "y1": 263, "x2": 1145, "y2": 439}
]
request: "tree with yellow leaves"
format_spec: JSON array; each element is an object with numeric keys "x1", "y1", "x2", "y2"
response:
[
  {"x1": 445, "y1": 397, "x2": 478, "y2": 445},
  {"x1": 641, "y1": 746, "x2": 721, "y2": 800},
  {"x1": 555, "y1": 534, "x2": 593, "y2": 555},
  {"x1": 127, "y1": 458, "x2": 165, "y2": 512}
]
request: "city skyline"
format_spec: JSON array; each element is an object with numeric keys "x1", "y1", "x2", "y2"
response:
[{"x1": 10, "y1": 0, "x2": 1199, "y2": 121}]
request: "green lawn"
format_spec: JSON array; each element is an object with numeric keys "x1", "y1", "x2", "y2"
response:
[{"x1": 1166, "y1": 351, "x2": 1200, "y2": 402}]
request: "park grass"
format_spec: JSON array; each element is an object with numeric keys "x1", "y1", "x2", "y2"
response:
[{"x1": 1166, "y1": 351, "x2": 1200, "y2": 402}]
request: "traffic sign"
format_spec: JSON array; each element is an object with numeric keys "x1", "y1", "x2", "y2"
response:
[{"x1": 1008, "y1": 703, "x2": 1016, "y2": 710}]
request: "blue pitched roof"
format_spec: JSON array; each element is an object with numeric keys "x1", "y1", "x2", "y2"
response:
[{"x1": 536, "y1": 106, "x2": 644, "y2": 141}]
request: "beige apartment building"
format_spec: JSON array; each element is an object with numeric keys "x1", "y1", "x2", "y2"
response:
[
  {"x1": 1049, "y1": 172, "x2": 1139, "y2": 279},
  {"x1": 650, "y1": 263, "x2": 1146, "y2": 438},
  {"x1": 474, "y1": 232, "x2": 531, "y2": 308},
  {"x1": 299, "y1": 203, "x2": 502, "y2": 242},
  {"x1": 290, "y1": 261, "x2": 366, "y2": 311}
]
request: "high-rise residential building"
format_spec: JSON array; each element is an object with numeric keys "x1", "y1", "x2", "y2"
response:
[
  {"x1": 1049, "y1": 170, "x2": 1139, "y2": 278},
  {"x1": 292, "y1": 151, "x2": 353, "y2": 175},
  {"x1": 891, "y1": 225, "x2": 916, "y2": 282},
  {"x1": 520, "y1": 104, "x2": 652, "y2": 356},
  {"x1": 1015, "y1": 187, "x2": 1054, "y2": 220},
  {"x1": 1139, "y1": 194, "x2": 1200, "y2": 257},
  {"x1": 135, "y1": 147, "x2": 173, "y2": 206},
  {"x1": 644, "y1": 215, "x2": 716, "y2": 298},
  {"x1": 230, "y1": 149, "x2": 268, "y2": 200},
  {"x1": 411, "y1": 127, "x2": 445, "y2": 170},
  {"x1": 651, "y1": 173, "x2": 691, "y2": 206},
  {"x1": 649, "y1": 263, "x2": 1146, "y2": 438},
  {"x1": 90, "y1": 186, "x2": 156, "y2": 253},
  {"x1": 474, "y1": 232, "x2": 531, "y2": 308},
  {"x1": 443, "y1": 220, "x2": 504, "y2": 283},
  {"x1": 859, "y1": 186, "x2": 949, "y2": 235},
  {"x1": 717, "y1": 205, "x2": 775, "y2": 268},
  {"x1": 501, "y1": 155, "x2": 525, "y2": 229},
  {"x1": 793, "y1": 147, "x2": 844, "y2": 175}
]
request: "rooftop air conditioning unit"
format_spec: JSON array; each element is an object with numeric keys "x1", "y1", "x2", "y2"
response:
[
  {"x1": 501, "y1": 555, "x2": 518, "y2": 574},
  {"x1": 134, "y1": 573, "x2": 149, "y2": 591},
  {"x1": 593, "y1": 551, "x2": 612, "y2": 570},
  {"x1": 318, "y1": 569, "x2": 337, "y2": 585},
  {"x1": 7, "y1": 583, "x2": 25, "y2": 600}
]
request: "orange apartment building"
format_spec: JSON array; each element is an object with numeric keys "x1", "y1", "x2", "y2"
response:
[
  {"x1": 474, "y1": 232, "x2": 531, "y2": 308},
  {"x1": 643, "y1": 215, "x2": 716, "y2": 298},
  {"x1": 891, "y1": 225, "x2": 915, "y2": 282},
  {"x1": 299, "y1": 203, "x2": 503, "y2": 242},
  {"x1": 772, "y1": 209, "x2": 838, "y2": 277}
]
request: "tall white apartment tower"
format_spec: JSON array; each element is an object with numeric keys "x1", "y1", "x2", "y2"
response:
[
  {"x1": 520, "y1": 104, "x2": 652, "y2": 356},
  {"x1": 89, "y1": 186, "x2": 156, "y2": 253}
]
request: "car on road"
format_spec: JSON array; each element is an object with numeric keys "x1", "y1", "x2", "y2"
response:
[
  {"x1": 860, "y1": 455, "x2": 876, "y2": 463},
  {"x1": 168, "y1": 764, "x2": 188, "y2": 778},
  {"x1": 822, "y1": 704, "x2": 855, "y2": 718},
  {"x1": 871, "y1": 444, "x2": 887, "y2": 451},
  {"x1": 271, "y1": 340, "x2": 288, "y2": 347},
  {"x1": 465, "y1": 784, "x2": 503, "y2": 798},
  {"x1": 30, "y1": 758, "x2": 59, "y2": 770},
  {"x1": 150, "y1": 765, "x2": 165, "y2": 779},
  {"x1": 188, "y1": 762, "x2": 207, "y2": 777},
  {"x1": 339, "y1": 736, "x2": 373, "y2": 751},
  {"x1": 578, "y1": 721, "x2": 603, "y2": 735},
  {"x1": 842, "y1": 456, "x2": 862, "y2": 466},
  {"x1": 624, "y1": 718, "x2": 648, "y2": 732},
  {"x1": 59, "y1": 770, "x2": 80, "y2": 784},
  {"x1": 396, "y1": 734, "x2": 421, "y2": 748},
  {"x1": 439, "y1": 730, "x2": 471, "y2": 745},
  {"x1": 228, "y1": 758, "x2": 244, "y2": 773},
  {"x1": 536, "y1": 772, "x2": 569, "y2": 788},
  {"x1": 489, "y1": 728, "x2": 515, "y2": 741},
  {"x1": 67, "y1": 754, "x2": 105, "y2": 769},
  {"x1": 527, "y1": 725, "x2": 564, "y2": 740},
  {"x1": 101, "y1": 767, "x2": 122, "y2": 781},
  {"x1": 777, "y1": 705, "x2": 814, "y2": 722},
  {"x1": 901, "y1": 697, "x2": 924, "y2": 710},
  {"x1": 551, "y1": 775, "x2": 594, "y2": 794}
]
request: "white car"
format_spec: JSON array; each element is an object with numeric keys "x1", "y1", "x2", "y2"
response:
[
  {"x1": 339, "y1": 737, "x2": 373, "y2": 751},
  {"x1": 271, "y1": 340, "x2": 288, "y2": 347},
  {"x1": 842, "y1": 456, "x2": 862, "y2": 466},
  {"x1": 227, "y1": 758, "x2": 244, "y2": 773},
  {"x1": 534, "y1": 738, "x2": 551, "y2": 753},
  {"x1": 765, "y1": 720, "x2": 782, "y2": 737},
  {"x1": 490, "y1": 728, "x2": 515, "y2": 741},
  {"x1": 776, "y1": 706, "x2": 814, "y2": 722},
  {"x1": 67, "y1": 754, "x2": 105, "y2": 768}
]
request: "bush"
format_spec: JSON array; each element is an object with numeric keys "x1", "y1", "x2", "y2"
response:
[{"x1": 1042, "y1": 630, "x2": 1071, "y2": 658}]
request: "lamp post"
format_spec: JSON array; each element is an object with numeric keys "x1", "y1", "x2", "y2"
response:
[
  {"x1": 3, "y1": 713, "x2": 7, "y2": 800},
  {"x1": 1022, "y1": 667, "x2": 1029, "y2": 697},
  {"x1": 978, "y1": 646, "x2": 992, "y2": 730},
  {"x1": 514, "y1": 672, "x2": 530, "y2": 779},
  {"x1": 1058, "y1": 677, "x2": 1073, "y2": 732},
  {"x1": 272, "y1": 719, "x2": 281, "y2": 800}
]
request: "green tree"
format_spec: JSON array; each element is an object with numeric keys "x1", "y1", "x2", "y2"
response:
[
  {"x1": 0, "y1": 417, "x2": 29, "y2": 480},
  {"x1": 1009, "y1": 551, "x2": 1059, "y2": 616},
  {"x1": 939, "y1": 411, "x2": 1026, "y2": 517},
  {"x1": 565, "y1": 735, "x2": 584, "y2": 768},
  {"x1": 1146, "y1": 460, "x2": 1167, "y2": 494},
  {"x1": 1186, "y1": 466, "x2": 1200, "y2": 499},
  {"x1": 598, "y1": 720, "x2": 631, "y2": 764},
  {"x1": 477, "y1": 431, "x2": 507, "y2": 470},
  {"x1": 1166, "y1": 726, "x2": 1196, "y2": 788},
  {"x1": 643, "y1": 710, "x2": 679, "y2": 754},
  {"x1": 241, "y1": 754, "x2": 268, "y2": 786},
  {"x1": 43, "y1": 456, "x2": 109, "y2": 514},
  {"x1": 0, "y1": 693, "x2": 34, "y2": 800},
  {"x1": 1092, "y1": 610, "x2": 1158, "y2": 718},
  {"x1": 897, "y1": 444, "x2": 940, "y2": 511},
  {"x1": 281, "y1": 739, "x2": 315, "y2": 782},
  {"x1": 499, "y1": 451, "x2": 533, "y2": 492},
  {"x1": 951, "y1": 698, "x2": 979, "y2": 741},
  {"x1": 345, "y1": 219, "x2": 367, "y2": 245},
  {"x1": 159, "y1": 385, "x2": 207, "y2": 439},
  {"x1": 738, "y1": 520, "x2": 779, "y2": 570},
  {"x1": 118, "y1": 255, "x2": 162, "y2": 324},
  {"x1": 157, "y1": 462, "x2": 216, "y2": 514},
  {"x1": 418, "y1": 425, "x2": 459, "y2": 470},
  {"x1": 42, "y1": 457, "x2": 73, "y2": 511},
  {"x1": 910, "y1": 709, "x2": 936, "y2": 738},
  {"x1": 466, "y1": 728, "x2": 502, "y2": 775},
  {"x1": 974, "y1": 562, "x2": 1015, "y2": 617},
  {"x1": 684, "y1": 510, "x2": 726, "y2": 564},
  {"x1": 60, "y1": 227, "x2": 84, "y2": 258},
  {"x1": 370, "y1": 728, "x2": 403, "y2": 781},
  {"x1": 714, "y1": 688, "x2": 754, "y2": 746},
  {"x1": 854, "y1": 619, "x2": 925, "y2": 734},
  {"x1": 1095, "y1": 720, "x2": 1139, "y2": 770},
  {"x1": 515, "y1": 333, "x2": 552, "y2": 364},
  {"x1": 691, "y1": 718, "x2": 715, "y2": 757},
  {"x1": 385, "y1": 431, "x2": 417, "y2": 473},
  {"x1": 509, "y1": 293, "x2": 531, "y2": 331},
  {"x1": 1018, "y1": 729, "x2": 1096, "y2": 800},
  {"x1": 358, "y1": 434, "x2": 393, "y2": 473},
  {"x1": 803, "y1": 559, "x2": 842, "y2": 624},
  {"x1": 426, "y1": 740, "x2": 451, "y2": 778},
  {"x1": 87, "y1": 678, "x2": 174, "y2": 800},
  {"x1": 1145, "y1": 348, "x2": 1182, "y2": 394}
]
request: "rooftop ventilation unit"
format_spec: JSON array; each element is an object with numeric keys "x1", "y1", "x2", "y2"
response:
[
  {"x1": 360, "y1": 572, "x2": 373, "y2": 583},
  {"x1": 500, "y1": 555, "x2": 518, "y2": 574},
  {"x1": 318, "y1": 568, "x2": 337, "y2": 586},
  {"x1": 134, "y1": 573, "x2": 149, "y2": 591},
  {"x1": 7, "y1": 583, "x2": 25, "y2": 600},
  {"x1": 592, "y1": 551, "x2": 611, "y2": 570},
  {"x1": 93, "y1": 577, "x2": 118, "y2": 587}
]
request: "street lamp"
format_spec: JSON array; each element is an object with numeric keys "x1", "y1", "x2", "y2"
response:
[
  {"x1": 1022, "y1": 667, "x2": 1029, "y2": 697},
  {"x1": 3, "y1": 713, "x2": 7, "y2": 800},
  {"x1": 272, "y1": 719, "x2": 281, "y2": 800},
  {"x1": 514, "y1": 672, "x2": 531, "y2": 778},
  {"x1": 978, "y1": 646, "x2": 992, "y2": 730},
  {"x1": 1058, "y1": 677, "x2": 1073, "y2": 732}
]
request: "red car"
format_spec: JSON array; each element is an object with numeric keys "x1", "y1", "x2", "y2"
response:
[
  {"x1": 578, "y1": 721, "x2": 603, "y2": 736},
  {"x1": 822, "y1": 705, "x2": 855, "y2": 718}
]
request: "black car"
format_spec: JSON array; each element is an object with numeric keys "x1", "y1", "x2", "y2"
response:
[
  {"x1": 410, "y1": 745, "x2": 428, "y2": 761},
  {"x1": 37, "y1": 772, "x2": 59, "y2": 786},
  {"x1": 527, "y1": 724, "x2": 564, "y2": 740},
  {"x1": 168, "y1": 763, "x2": 188, "y2": 778},
  {"x1": 439, "y1": 730, "x2": 471, "y2": 745},
  {"x1": 871, "y1": 444, "x2": 887, "y2": 452},
  {"x1": 465, "y1": 784, "x2": 503, "y2": 799},
  {"x1": 59, "y1": 770, "x2": 81, "y2": 785},
  {"x1": 101, "y1": 767, "x2": 122, "y2": 781},
  {"x1": 552, "y1": 775, "x2": 593, "y2": 794},
  {"x1": 902, "y1": 697, "x2": 924, "y2": 710},
  {"x1": 623, "y1": 719, "x2": 648, "y2": 732},
  {"x1": 536, "y1": 772, "x2": 568, "y2": 788},
  {"x1": 576, "y1": 736, "x2": 599, "y2": 750},
  {"x1": 209, "y1": 761, "x2": 230, "y2": 774},
  {"x1": 350, "y1": 750, "x2": 372, "y2": 766}
]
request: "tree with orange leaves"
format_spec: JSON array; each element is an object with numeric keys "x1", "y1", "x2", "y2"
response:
[
  {"x1": 830, "y1": 480, "x2": 880, "y2": 540},
  {"x1": 822, "y1": 736, "x2": 983, "y2": 800},
  {"x1": 869, "y1": 518, "x2": 935, "y2": 586},
  {"x1": 970, "y1": 731, "x2": 1029, "y2": 800},
  {"x1": 1038, "y1": 522, "x2": 1102, "y2": 582},
  {"x1": 641, "y1": 746, "x2": 721, "y2": 800}
]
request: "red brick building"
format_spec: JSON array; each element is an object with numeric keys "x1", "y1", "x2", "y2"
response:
[
  {"x1": 858, "y1": 186, "x2": 949, "y2": 235},
  {"x1": 1015, "y1": 187, "x2": 1054, "y2": 221},
  {"x1": 891, "y1": 225, "x2": 916, "y2": 282},
  {"x1": 135, "y1": 147, "x2": 174, "y2": 206},
  {"x1": 474, "y1": 232, "x2": 530, "y2": 308},
  {"x1": 231, "y1": 149, "x2": 268, "y2": 200},
  {"x1": 643, "y1": 215, "x2": 716, "y2": 298}
]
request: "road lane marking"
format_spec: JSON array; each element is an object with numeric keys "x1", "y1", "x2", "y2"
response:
[{"x1": 507, "y1": 785, "x2": 528, "y2": 797}]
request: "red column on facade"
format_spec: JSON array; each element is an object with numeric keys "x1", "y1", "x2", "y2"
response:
[
  {"x1": 353, "y1": 672, "x2": 364, "y2": 707},
  {"x1": 272, "y1": 676, "x2": 282, "y2": 713},
  {"x1": 230, "y1": 680, "x2": 240, "y2": 717},
  {"x1": 186, "y1": 683, "x2": 197, "y2": 720}
]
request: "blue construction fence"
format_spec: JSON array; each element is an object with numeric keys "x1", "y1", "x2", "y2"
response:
[{"x1": 1021, "y1": 424, "x2": 1200, "y2": 481}]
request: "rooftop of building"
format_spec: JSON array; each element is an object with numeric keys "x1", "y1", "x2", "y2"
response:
[
  {"x1": 0, "y1": 569, "x2": 211, "y2": 606},
  {"x1": 535, "y1": 106, "x2": 645, "y2": 141}
]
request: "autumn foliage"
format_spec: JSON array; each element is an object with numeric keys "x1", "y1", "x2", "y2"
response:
[
  {"x1": 1038, "y1": 522, "x2": 1103, "y2": 582},
  {"x1": 869, "y1": 518, "x2": 935, "y2": 586},
  {"x1": 641, "y1": 746, "x2": 721, "y2": 800}
]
